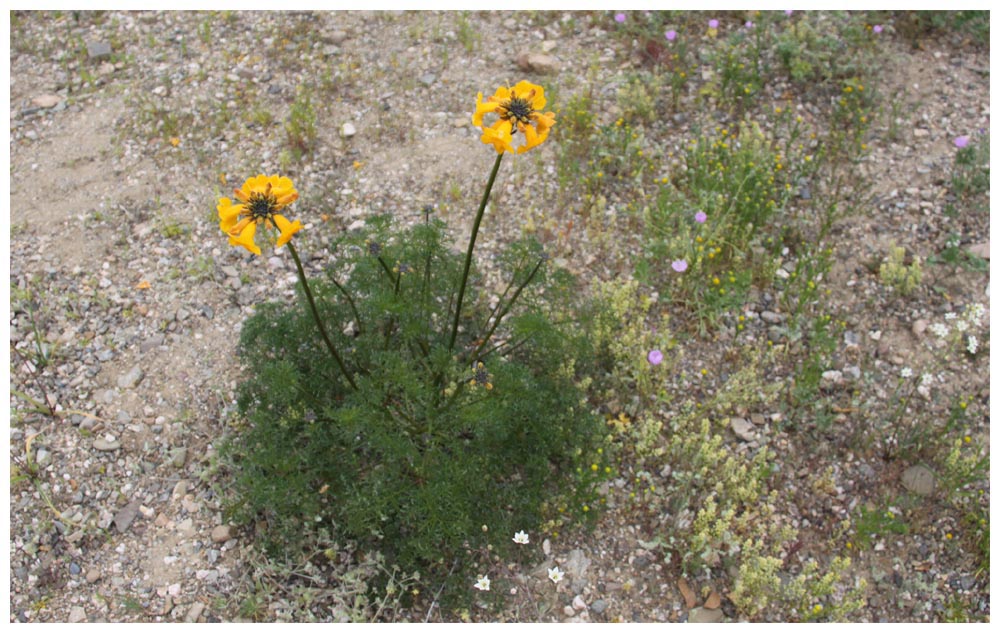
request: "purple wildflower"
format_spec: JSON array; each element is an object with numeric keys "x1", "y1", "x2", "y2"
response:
[
  {"x1": 785, "y1": 10, "x2": 794, "y2": 17},
  {"x1": 695, "y1": 211, "x2": 707, "y2": 224},
  {"x1": 708, "y1": 19, "x2": 719, "y2": 29},
  {"x1": 955, "y1": 135, "x2": 970, "y2": 148},
  {"x1": 672, "y1": 260, "x2": 688, "y2": 273},
  {"x1": 614, "y1": 13, "x2": 626, "y2": 23},
  {"x1": 647, "y1": 349, "x2": 664, "y2": 366},
  {"x1": 745, "y1": 21, "x2": 754, "y2": 29},
  {"x1": 873, "y1": 24, "x2": 883, "y2": 34},
  {"x1": 665, "y1": 29, "x2": 677, "y2": 41}
]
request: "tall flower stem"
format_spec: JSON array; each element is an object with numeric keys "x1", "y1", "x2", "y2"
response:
[
  {"x1": 469, "y1": 255, "x2": 545, "y2": 363},
  {"x1": 449, "y1": 152, "x2": 504, "y2": 351},
  {"x1": 286, "y1": 241, "x2": 358, "y2": 391}
]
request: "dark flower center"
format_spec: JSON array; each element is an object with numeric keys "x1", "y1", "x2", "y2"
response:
[
  {"x1": 472, "y1": 364, "x2": 490, "y2": 385},
  {"x1": 247, "y1": 191, "x2": 278, "y2": 221},
  {"x1": 502, "y1": 94, "x2": 535, "y2": 128}
]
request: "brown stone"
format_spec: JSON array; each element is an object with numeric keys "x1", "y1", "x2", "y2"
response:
[{"x1": 678, "y1": 577, "x2": 697, "y2": 609}]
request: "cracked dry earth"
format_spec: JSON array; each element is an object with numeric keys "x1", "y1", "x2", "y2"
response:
[{"x1": 7, "y1": 10, "x2": 991, "y2": 623}]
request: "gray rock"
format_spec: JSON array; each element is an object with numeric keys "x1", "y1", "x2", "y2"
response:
[
  {"x1": 114, "y1": 499, "x2": 142, "y2": 532},
  {"x1": 820, "y1": 370, "x2": 843, "y2": 389},
  {"x1": 93, "y1": 437, "x2": 121, "y2": 452},
  {"x1": 689, "y1": 607, "x2": 724, "y2": 623},
  {"x1": 170, "y1": 447, "x2": 188, "y2": 468},
  {"x1": 185, "y1": 602, "x2": 205, "y2": 623},
  {"x1": 35, "y1": 448, "x2": 52, "y2": 467},
  {"x1": 140, "y1": 334, "x2": 166, "y2": 353},
  {"x1": 730, "y1": 417, "x2": 755, "y2": 442},
  {"x1": 516, "y1": 53, "x2": 560, "y2": 75},
  {"x1": 86, "y1": 41, "x2": 113, "y2": 60},
  {"x1": 69, "y1": 561, "x2": 81, "y2": 575},
  {"x1": 912, "y1": 319, "x2": 928, "y2": 337},
  {"x1": 760, "y1": 310, "x2": 784, "y2": 324},
  {"x1": 843, "y1": 365, "x2": 862, "y2": 381},
  {"x1": 563, "y1": 549, "x2": 590, "y2": 579},
  {"x1": 591, "y1": 599, "x2": 608, "y2": 614},
  {"x1": 418, "y1": 73, "x2": 436, "y2": 86},
  {"x1": 901, "y1": 465, "x2": 935, "y2": 496},
  {"x1": 68, "y1": 606, "x2": 87, "y2": 623},
  {"x1": 341, "y1": 122, "x2": 357, "y2": 138},
  {"x1": 86, "y1": 569, "x2": 101, "y2": 583},
  {"x1": 117, "y1": 365, "x2": 144, "y2": 389}
]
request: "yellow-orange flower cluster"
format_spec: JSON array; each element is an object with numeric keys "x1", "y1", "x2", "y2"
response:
[
  {"x1": 472, "y1": 80, "x2": 555, "y2": 154},
  {"x1": 217, "y1": 174, "x2": 302, "y2": 255}
]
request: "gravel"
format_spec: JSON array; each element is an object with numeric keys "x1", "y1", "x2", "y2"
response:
[{"x1": 8, "y1": 10, "x2": 989, "y2": 623}]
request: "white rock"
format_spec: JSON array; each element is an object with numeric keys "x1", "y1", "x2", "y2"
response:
[{"x1": 730, "y1": 417, "x2": 756, "y2": 442}]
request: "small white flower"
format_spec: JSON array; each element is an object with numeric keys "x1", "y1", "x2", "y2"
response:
[
  {"x1": 474, "y1": 575, "x2": 491, "y2": 591},
  {"x1": 512, "y1": 530, "x2": 530, "y2": 545},
  {"x1": 955, "y1": 319, "x2": 969, "y2": 332},
  {"x1": 930, "y1": 323, "x2": 949, "y2": 338},
  {"x1": 548, "y1": 566, "x2": 565, "y2": 584},
  {"x1": 920, "y1": 373, "x2": 933, "y2": 386},
  {"x1": 900, "y1": 367, "x2": 913, "y2": 378},
  {"x1": 945, "y1": 312, "x2": 957, "y2": 321},
  {"x1": 967, "y1": 335, "x2": 979, "y2": 355}
]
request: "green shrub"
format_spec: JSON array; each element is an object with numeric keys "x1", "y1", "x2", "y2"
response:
[
  {"x1": 285, "y1": 85, "x2": 317, "y2": 158},
  {"x1": 221, "y1": 213, "x2": 603, "y2": 601},
  {"x1": 636, "y1": 121, "x2": 789, "y2": 326}
]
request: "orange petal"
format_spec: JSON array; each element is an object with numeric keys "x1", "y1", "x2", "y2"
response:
[
  {"x1": 274, "y1": 191, "x2": 299, "y2": 208},
  {"x1": 228, "y1": 220, "x2": 261, "y2": 255},
  {"x1": 273, "y1": 214, "x2": 304, "y2": 247}
]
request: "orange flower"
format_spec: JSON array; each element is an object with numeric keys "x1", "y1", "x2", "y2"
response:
[
  {"x1": 217, "y1": 174, "x2": 302, "y2": 255},
  {"x1": 472, "y1": 81, "x2": 556, "y2": 154}
]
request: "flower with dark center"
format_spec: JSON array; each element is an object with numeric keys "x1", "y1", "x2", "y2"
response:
[
  {"x1": 473, "y1": 80, "x2": 556, "y2": 154},
  {"x1": 217, "y1": 174, "x2": 302, "y2": 255},
  {"x1": 469, "y1": 361, "x2": 493, "y2": 390}
]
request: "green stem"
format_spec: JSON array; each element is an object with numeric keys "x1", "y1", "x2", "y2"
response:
[
  {"x1": 470, "y1": 256, "x2": 545, "y2": 363},
  {"x1": 286, "y1": 241, "x2": 358, "y2": 391},
  {"x1": 449, "y1": 152, "x2": 504, "y2": 352},
  {"x1": 328, "y1": 275, "x2": 364, "y2": 335}
]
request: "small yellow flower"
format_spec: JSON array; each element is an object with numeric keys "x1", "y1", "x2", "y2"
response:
[
  {"x1": 218, "y1": 174, "x2": 302, "y2": 256},
  {"x1": 473, "y1": 80, "x2": 555, "y2": 154}
]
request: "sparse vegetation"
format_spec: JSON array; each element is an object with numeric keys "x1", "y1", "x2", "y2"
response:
[{"x1": 8, "y1": 9, "x2": 988, "y2": 624}]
